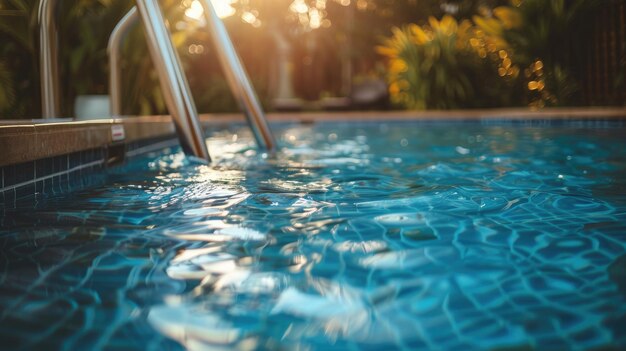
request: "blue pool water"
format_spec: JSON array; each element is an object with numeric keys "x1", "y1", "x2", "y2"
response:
[{"x1": 1, "y1": 120, "x2": 626, "y2": 350}]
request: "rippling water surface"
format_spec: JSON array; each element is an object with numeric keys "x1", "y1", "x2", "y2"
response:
[{"x1": 1, "y1": 121, "x2": 626, "y2": 350}]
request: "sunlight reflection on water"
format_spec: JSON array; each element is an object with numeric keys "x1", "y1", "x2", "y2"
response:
[{"x1": 1, "y1": 122, "x2": 625, "y2": 350}]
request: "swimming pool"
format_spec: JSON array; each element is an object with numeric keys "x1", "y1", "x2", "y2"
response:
[{"x1": 1, "y1": 120, "x2": 625, "y2": 350}]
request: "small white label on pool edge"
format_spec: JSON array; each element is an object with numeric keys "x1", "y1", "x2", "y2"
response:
[{"x1": 111, "y1": 125, "x2": 125, "y2": 141}]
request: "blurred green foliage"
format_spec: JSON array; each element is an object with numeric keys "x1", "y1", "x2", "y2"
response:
[
  {"x1": 378, "y1": 0, "x2": 604, "y2": 110},
  {"x1": 377, "y1": 16, "x2": 519, "y2": 109},
  {"x1": 0, "y1": 0, "x2": 619, "y2": 118},
  {"x1": 0, "y1": 0, "x2": 135, "y2": 117},
  {"x1": 0, "y1": 0, "x2": 39, "y2": 118},
  {"x1": 0, "y1": 0, "x2": 275, "y2": 118},
  {"x1": 497, "y1": 0, "x2": 600, "y2": 107}
]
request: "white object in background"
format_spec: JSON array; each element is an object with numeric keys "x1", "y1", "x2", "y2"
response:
[{"x1": 74, "y1": 95, "x2": 111, "y2": 120}]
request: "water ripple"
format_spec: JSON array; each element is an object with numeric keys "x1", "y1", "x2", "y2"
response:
[{"x1": 1, "y1": 122, "x2": 625, "y2": 350}]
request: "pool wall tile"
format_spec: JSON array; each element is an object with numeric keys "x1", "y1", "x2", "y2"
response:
[
  {"x1": 3, "y1": 164, "x2": 15, "y2": 188},
  {"x1": 15, "y1": 182, "x2": 34, "y2": 200},
  {"x1": 0, "y1": 149, "x2": 105, "y2": 205},
  {"x1": 0, "y1": 117, "x2": 179, "y2": 207},
  {"x1": 3, "y1": 188, "x2": 14, "y2": 206},
  {"x1": 35, "y1": 179, "x2": 44, "y2": 194},
  {"x1": 70, "y1": 152, "x2": 81, "y2": 168},
  {"x1": 43, "y1": 176, "x2": 53, "y2": 195}
]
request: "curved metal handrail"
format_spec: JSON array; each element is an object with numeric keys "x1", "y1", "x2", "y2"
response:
[
  {"x1": 200, "y1": 0, "x2": 276, "y2": 151},
  {"x1": 39, "y1": 0, "x2": 275, "y2": 162},
  {"x1": 38, "y1": 0, "x2": 60, "y2": 118},
  {"x1": 135, "y1": 0, "x2": 210, "y2": 161},
  {"x1": 107, "y1": 7, "x2": 138, "y2": 117}
]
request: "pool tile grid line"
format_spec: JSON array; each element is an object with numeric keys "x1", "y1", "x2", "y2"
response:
[
  {"x1": 0, "y1": 135, "x2": 179, "y2": 205},
  {"x1": 0, "y1": 147, "x2": 109, "y2": 205},
  {"x1": 0, "y1": 159, "x2": 104, "y2": 194},
  {"x1": 0, "y1": 160, "x2": 105, "y2": 207},
  {"x1": 126, "y1": 138, "x2": 179, "y2": 158}
]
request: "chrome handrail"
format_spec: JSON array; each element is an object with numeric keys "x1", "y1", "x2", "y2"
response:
[
  {"x1": 200, "y1": 0, "x2": 276, "y2": 151},
  {"x1": 38, "y1": 0, "x2": 60, "y2": 118},
  {"x1": 135, "y1": 0, "x2": 210, "y2": 161},
  {"x1": 107, "y1": 7, "x2": 138, "y2": 117}
]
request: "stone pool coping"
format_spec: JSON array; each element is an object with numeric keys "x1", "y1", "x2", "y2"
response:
[{"x1": 0, "y1": 116, "x2": 175, "y2": 167}]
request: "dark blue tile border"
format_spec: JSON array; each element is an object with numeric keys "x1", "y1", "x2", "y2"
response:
[
  {"x1": 0, "y1": 134, "x2": 178, "y2": 208},
  {"x1": 3, "y1": 164, "x2": 15, "y2": 188},
  {"x1": 0, "y1": 148, "x2": 108, "y2": 206}
]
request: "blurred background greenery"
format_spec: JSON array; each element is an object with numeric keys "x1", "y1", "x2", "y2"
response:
[{"x1": 0, "y1": 0, "x2": 624, "y2": 119}]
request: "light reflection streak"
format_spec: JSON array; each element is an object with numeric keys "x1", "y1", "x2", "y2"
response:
[
  {"x1": 149, "y1": 126, "x2": 412, "y2": 348},
  {"x1": 148, "y1": 304, "x2": 243, "y2": 346},
  {"x1": 171, "y1": 245, "x2": 223, "y2": 263}
]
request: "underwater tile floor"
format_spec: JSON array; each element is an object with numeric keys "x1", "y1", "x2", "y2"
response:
[{"x1": 0, "y1": 120, "x2": 625, "y2": 350}]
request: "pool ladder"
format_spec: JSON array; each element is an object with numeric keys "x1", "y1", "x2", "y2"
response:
[{"x1": 39, "y1": 0, "x2": 276, "y2": 162}]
